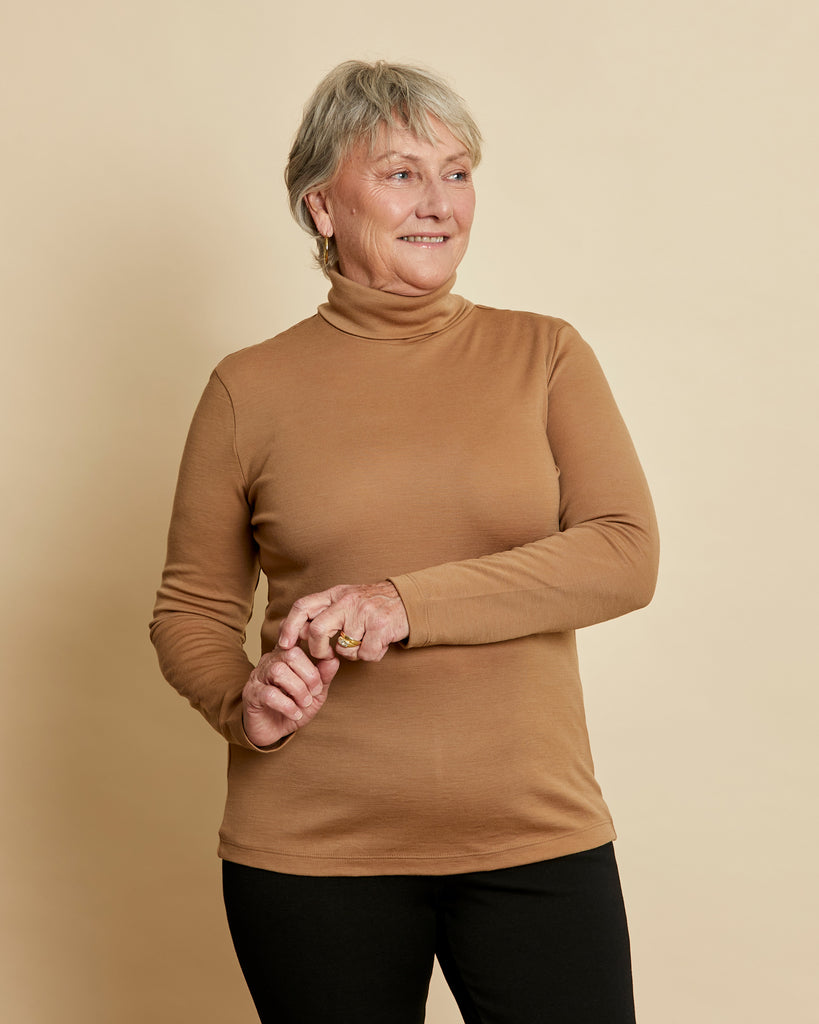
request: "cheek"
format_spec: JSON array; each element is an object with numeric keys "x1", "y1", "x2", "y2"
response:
[
  {"x1": 341, "y1": 221, "x2": 392, "y2": 265},
  {"x1": 332, "y1": 194, "x2": 407, "y2": 260},
  {"x1": 457, "y1": 193, "x2": 476, "y2": 228}
]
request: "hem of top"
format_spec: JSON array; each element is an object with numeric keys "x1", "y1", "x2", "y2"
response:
[{"x1": 217, "y1": 820, "x2": 616, "y2": 877}]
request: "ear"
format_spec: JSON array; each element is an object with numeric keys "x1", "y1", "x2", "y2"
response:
[{"x1": 304, "y1": 189, "x2": 334, "y2": 238}]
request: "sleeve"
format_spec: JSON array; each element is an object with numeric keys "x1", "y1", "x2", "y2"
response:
[
  {"x1": 149, "y1": 370, "x2": 262, "y2": 747},
  {"x1": 388, "y1": 322, "x2": 659, "y2": 647}
]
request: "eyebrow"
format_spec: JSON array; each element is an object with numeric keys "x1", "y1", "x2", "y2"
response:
[{"x1": 374, "y1": 149, "x2": 470, "y2": 164}]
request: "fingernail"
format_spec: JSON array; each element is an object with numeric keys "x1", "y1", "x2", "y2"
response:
[
  {"x1": 303, "y1": 695, "x2": 313, "y2": 707},
  {"x1": 293, "y1": 709, "x2": 303, "y2": 721}
]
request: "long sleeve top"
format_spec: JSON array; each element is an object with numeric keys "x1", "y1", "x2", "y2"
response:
[{"x1": 150, "y1": 271, "x2": 659, "y2": 876}]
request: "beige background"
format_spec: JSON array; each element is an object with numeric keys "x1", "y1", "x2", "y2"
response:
[{"x1": 2, "y1": 1, "x2": 817, "y2": 1021}]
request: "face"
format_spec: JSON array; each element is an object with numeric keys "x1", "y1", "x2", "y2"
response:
[{"x1": 305, "y1": 118, "x2": 476, "y2": 296}]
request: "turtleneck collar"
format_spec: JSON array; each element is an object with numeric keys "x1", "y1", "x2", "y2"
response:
[{"x1": 318, "y1": 270, "x2": 474, "y2": 342}]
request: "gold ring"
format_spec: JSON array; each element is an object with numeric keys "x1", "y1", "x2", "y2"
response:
[{"x1": 337, "y1": 631, "x2": 362, "y2": 649}]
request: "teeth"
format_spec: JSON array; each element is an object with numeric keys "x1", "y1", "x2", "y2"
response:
[{"x1": 401, "y1": 235, "x2": 445, "y2": 243}]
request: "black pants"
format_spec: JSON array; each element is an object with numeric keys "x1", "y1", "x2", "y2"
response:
[{"x1": 222, "y1": 843, "x2": 636, "y2": 1024}]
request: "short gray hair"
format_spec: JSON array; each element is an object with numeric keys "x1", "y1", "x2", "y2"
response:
[{"x1": 285, "y1": 60, "x2": 482, "y2": 274}]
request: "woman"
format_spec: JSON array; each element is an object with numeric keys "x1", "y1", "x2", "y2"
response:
[{"x1": 151, "y1": 60, "x2": 659, "y2": 1024}]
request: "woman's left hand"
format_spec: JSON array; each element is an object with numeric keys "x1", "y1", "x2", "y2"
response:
[{"x1": 277, "y1": 581, "x2": 409, "y2": 662}]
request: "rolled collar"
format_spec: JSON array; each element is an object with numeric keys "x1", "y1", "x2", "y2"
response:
[{"x1": 318, "y1": 270, "x2": 474, "y2": 341}]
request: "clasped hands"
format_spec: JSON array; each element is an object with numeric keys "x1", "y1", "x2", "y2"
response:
[{"x1": 241, "y1": 581, "x2": 409, "y2": 748}]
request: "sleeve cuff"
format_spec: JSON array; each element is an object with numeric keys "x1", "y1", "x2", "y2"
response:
[
  {"x1": 387, "y1": 573, "x2": 430, "y2": 649},
  {"x1": 225, "y1": 705, "x2": 297, "y2": 753}
]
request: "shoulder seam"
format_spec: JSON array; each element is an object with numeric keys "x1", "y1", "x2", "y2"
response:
[{"x1": 211, "y1": 369, "x2": 251, "y2": 494}]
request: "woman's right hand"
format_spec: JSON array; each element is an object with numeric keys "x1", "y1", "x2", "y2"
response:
[{"x1": 242, "y1": 647, "x2": 340, "y2": 748}]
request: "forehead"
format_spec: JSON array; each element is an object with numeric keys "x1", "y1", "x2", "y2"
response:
[{"x1": 353, "y1": 117, "x2": 467, "y2": 164}]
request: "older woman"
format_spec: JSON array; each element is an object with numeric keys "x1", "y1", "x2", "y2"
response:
[{"x1": 151, "y1": 60, "x2": 658, "y2": 1024}]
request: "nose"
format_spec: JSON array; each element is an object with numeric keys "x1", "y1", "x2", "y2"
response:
[{"x1": 416, "y1": 177, "x2": 452, "y2": 220}]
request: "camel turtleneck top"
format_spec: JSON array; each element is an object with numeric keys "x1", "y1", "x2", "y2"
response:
[{"x1": 151, "y1": 271, "x2": 659, "y2": 876}]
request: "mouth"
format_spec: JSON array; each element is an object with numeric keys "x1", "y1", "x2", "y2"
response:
[{"x1": 399, "y1": 235, "x2": 447, "y2": 243}]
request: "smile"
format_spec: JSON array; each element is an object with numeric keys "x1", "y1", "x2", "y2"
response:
[{"x1": 400, "y1": 235, "x2": 447, "y2": 243}]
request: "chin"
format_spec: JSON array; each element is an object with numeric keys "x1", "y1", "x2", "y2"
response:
[{"x1": 391, "y1": 261, "x2": 458, "y2": 296}]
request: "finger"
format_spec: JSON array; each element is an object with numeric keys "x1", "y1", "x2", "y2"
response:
[
  {"x1": 304, "y1": 607, "x2": 348, "y2": 660},
  {"x1": 355, "y1": 608, "x2": 394, "y2": 660},
  {"x1": 258, "y1": 645, "x2": 319, "y2": 683},
  {"x1": 344, "y1": 603, "x2": 394, "y2": 661},
  {"x1": 335, "y1": 635, "x2": 361, "y2": 660},
  {"x1": 309, "y1": 592, "x2": 369, "y2": 660},
  {"x1": 258, "y1": 656, "x2": 338, "y2": 723},
  {"x1": 258, "y1": 647, "x2": 323, "y2": 699},
  {"x1": 245, "y1": 673, "x2": 306, "y2": 723},
  {"x1": 278, "y1": 591, "x2": 333, "y2": 650},
  {"x1": 317, "y1": 656, "x2": 341, "y2": 686},
  {"x1": 257, "y1": 654, "x2": 339, "y2": 721},
  {"x1": 334, "y1": 617, "x2": 368, "y2": 660},
  {"x1": 262, "y1": 683, "x2": 307, "y2": 722},
  {"x1": 355, "y1": 633, "x2": 390, "y2": 662}
]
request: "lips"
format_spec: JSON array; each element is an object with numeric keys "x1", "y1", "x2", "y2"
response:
[{"x1": 400, "y1": 235, "x2": 447, "y2": 243}]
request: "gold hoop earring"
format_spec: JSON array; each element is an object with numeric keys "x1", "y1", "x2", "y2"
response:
[{"x1": 323, "y1": 236, "x2": 330, "y2": 266}]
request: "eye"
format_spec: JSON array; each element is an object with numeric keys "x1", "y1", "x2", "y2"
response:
[
  {"x1": 390, "y1": 170, "x2": 411, "y2": 180},
  {"x1": 447, "y1": 170, "x2": 470, "y2": 182}
]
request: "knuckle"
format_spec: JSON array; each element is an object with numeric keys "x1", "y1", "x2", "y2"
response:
[
  {"x1": 307, "y1": 620, "x2": 326, "y2": 641},
  {"x1": 269, "y1": 661, "x2": 290, "y2": 685}
]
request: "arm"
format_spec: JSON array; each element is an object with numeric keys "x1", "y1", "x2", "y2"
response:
[
  {"x1": 150, "y1": 371, "x2": 265, "y2": 747},
  {"x1": 390, "y1": 323, "x2": 659, "y2": 646},
  {"x1": 279, "y1": 322, "x2": 658, "y2": 654}
]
